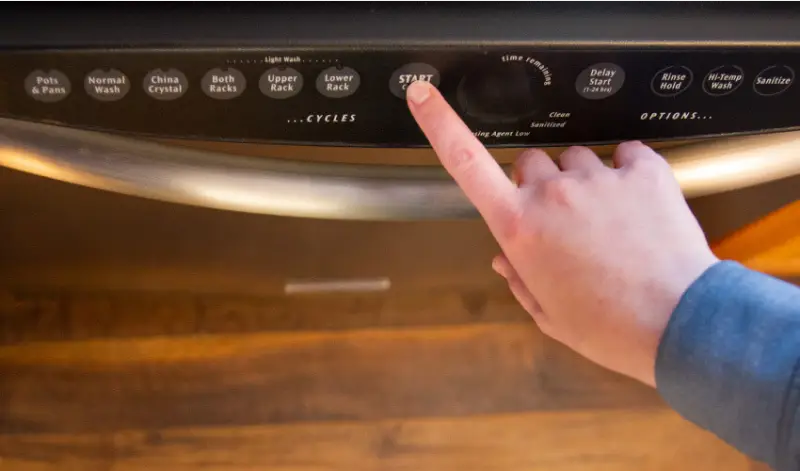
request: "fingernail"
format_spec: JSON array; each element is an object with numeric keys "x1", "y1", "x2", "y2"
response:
[
  {"x1": 491, "y1": 258, "x2": 507, "y2": 278},
  {"x1": 510, "y1": 166, "x2": 521, "y2": 187},
  {"x1": 406, "y1": 81, "x2": 431, "y2": 105}
]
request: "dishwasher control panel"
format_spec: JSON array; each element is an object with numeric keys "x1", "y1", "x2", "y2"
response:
[{"x1": 1, "y1": 47, "x2": 799, "y2": 147}]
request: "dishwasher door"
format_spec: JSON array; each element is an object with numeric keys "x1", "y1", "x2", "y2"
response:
[{"x1": 0, "y1": 120, "x2": 798, "y2": 295}]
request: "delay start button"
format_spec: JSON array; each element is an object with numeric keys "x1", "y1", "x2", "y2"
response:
[
  {"x1": 143, "y1": 68, "x2": 188, "y2": 101},
  {"x1": 389, "y1": 63, "x2": 440, "y2": 98},
  {"x1": 259, "y1": 67, "x2": 303, "y2": 99},
  {"x1": 25, "y1": 69, "x2": 71, "y2": 103},
  {"x1": 575, "y1": 63, "x2": 625, "y2": 100},
  {"x1": 703, "y1": 65, "x2": 744, "y2": 96},
  {"x1": 753, "y1": 65, "x2": 795, "y2": 96},
  {"x1": 316, "y1": 66, "x2": 360, "y2": 98},
  {"x1": 84, "y1": 69, "x2": 130, "y2": 102},
  {"x1": 201, "y1": 68, "x2": 246, "y2": 99}
]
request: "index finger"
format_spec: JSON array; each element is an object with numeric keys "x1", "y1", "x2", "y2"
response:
[{"x1": 406, "y1": 81, "x2": 519, "y2": 233}]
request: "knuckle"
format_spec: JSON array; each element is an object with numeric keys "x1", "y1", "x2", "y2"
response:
[
  {"x1": 570, "y1": 145, "x2": 594, "y2": 155},
  {"x1": 449, "y1": 147, "x2": 480, "y2": 173},
  {"x1": 615, "y1": 140, "x2": 645, "y2": 155},
  {"x1": 536, "y1": 176, "x2": 580, "y2": 207},
  {"x1": 628, "y1": 154, "x2": 671, "y2": 180}
]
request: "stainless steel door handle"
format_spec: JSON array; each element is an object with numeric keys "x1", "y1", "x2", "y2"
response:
[{"x1": 1, "y1": 117, "x2": 799, "y2": 220}]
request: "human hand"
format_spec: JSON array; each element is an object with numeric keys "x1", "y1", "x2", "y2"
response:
[{"x1": 406, "y1": 81, "x2": 719, "y2": 386}]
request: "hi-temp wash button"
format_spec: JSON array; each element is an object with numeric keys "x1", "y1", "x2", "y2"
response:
[
  {"x1": 259, "y1": 67, "x2": 303, "y2": 99},
  {"x1": 753, "y1": 65, "x2": 795, "y2": 96},
  {"x1": 201, "y1": 68, "x2": 246, "y2": 99},
  {"x1": 389, "y1": 63, "x2": 440, "y2": 98},
  {"x1": 575, "y1": 63, "x2": 625, "y2": 100},
  {"x1": 84, "y1": 69, "x2": 130, "y2": 102},
  {"x1": 143, "y1": 68, "x2": 188, "y2": 100},
  {"x1": 703, "y1": 65, "x2": 744, "y2": 96},
  {"x1": 651, "y1": 65, "x2": 693, "y2": 97},
  {"x1": 316, "y1": 66, "x2": 360, "y2": 98},
  {"x1": 25, "y1": 69, "x2": 71, "y2": 102}
]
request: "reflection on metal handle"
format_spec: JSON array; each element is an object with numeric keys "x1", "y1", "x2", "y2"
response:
[{"x1": 1, "y1": 117, "x2": 799, "y2": 220}]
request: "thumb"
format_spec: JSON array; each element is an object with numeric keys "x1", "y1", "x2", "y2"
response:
[{"x1": 492, "y1": 254, "x2": 548, "y2": 325}]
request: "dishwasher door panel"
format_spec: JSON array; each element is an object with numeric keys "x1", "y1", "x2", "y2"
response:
[
  {"x1": 1, "y1": 164, "x2": 797, "y2": 295},
  {"x1": 0, "y1": 167, "x2": 503, "y2": 295}
]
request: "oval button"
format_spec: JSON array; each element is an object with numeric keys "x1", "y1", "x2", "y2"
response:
[
  {"x1": 143, "y1": 69, "x2": 188, "y2": 101},
  {"x1": 575, "y1": 63, "x2": 625, "y2": 100},
  {"x1": 389, "y1": 63, "x2": 440, "y2": 99},
  {"x1": 259, "y1": 67, "x2": 303, "y2": 99},
  {"x1": 651, "y1": 65, "x2": 693, "y2": 97},
  {"x1": 703, "y1": 65, "x2": 744, "y2": 96},
  {"x1": 201, "y1": 68, "x2": 246, "y2": 100},
  {"x1": 25, "y1": 69, "x2": 71, "y2": 103},
  {"x1": 753, "y1": 65, "x2": 795, "y2": 96},
  {"x1": 316, "y1": 66, "x2": 360, "y2": 98},
  {"x1": 84, "y1": 69, "x2": 130, "y2": 102}
]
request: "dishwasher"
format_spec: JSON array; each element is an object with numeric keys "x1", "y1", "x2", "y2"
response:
[{"x1": 0, "y1": 3, "x2": 798, "y2": 296}]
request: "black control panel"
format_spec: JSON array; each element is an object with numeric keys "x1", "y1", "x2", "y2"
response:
[{"x1": 1, "y1": 47, "x2": 799, "y2": 147}]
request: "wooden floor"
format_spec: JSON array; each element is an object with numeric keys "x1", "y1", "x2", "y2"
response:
[{"x1": 0, "y1": 287, "x2": 753, "y2": 471}]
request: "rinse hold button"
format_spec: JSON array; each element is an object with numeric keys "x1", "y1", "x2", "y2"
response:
[
  {"x1": 703, "y1": 65, "x2": 744, "y2": 96},
  {"x1": 389, "y1": 63, "x2": 440, "y2": 98},
  {"x1": 316, "y1": 66, "x2": 360, "y2": 98},
  {"x1": 25, "y1": 69, "x2": 71, "y2": 102},
  {"x1": 143, "y1": 68, "x2": 189, "y2": 100},
  {"x1": 753, "y1": 65, "x2": 795, "y2": 96},
  {"x1": 651, "y1": 65, "x2": 693, "y2": 97}
]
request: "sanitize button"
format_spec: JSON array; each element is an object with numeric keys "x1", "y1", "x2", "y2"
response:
[{"x1": 753, "y1": 65, "x2": 794, "y2": 96}]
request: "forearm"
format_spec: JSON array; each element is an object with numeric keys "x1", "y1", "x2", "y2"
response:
[{"x1": 656, "y1": 261, "x2": 800, "y2": 470}]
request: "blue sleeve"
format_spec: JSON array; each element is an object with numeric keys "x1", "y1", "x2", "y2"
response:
[{"x1": 656, "y1": 260, "x2": 800, "y2": 470}]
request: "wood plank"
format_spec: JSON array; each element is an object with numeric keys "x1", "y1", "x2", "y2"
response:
[
  {"x1": 0, "y1": 289, "x2": 527, "y2": 344},
  {"x1": 0, "y1": 410, "x2": 748, "y2": 471},
  {"x1": 713, "y1": 200, "x2": 800, "y2": 277},
  {"x1": 0, "y1": 324, "x2": 661, "y2": 434}
]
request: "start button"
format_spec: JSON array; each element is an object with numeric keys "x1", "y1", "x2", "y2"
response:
[{"x1": 389, "y1": 63, "x2": 440, "y2": 98}]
